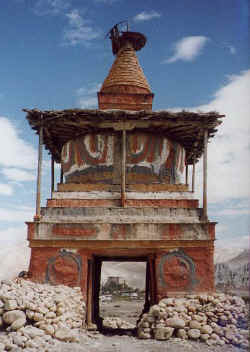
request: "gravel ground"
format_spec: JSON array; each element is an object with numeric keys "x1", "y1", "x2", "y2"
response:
[
  {"x1": 100, "y1": 299, "x2": 144, "y2": 325},
  {"x1": 51, "y1": 332, "x2": 246, "y2": 352}
]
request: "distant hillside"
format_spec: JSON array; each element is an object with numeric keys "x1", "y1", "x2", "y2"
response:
[{"x1": 215, "y1": 248, "x2": 249, "y2": 290}]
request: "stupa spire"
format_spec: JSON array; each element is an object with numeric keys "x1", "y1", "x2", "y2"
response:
[{"x1": 98, "y1": 23, "x2": 154, "y2": 111}]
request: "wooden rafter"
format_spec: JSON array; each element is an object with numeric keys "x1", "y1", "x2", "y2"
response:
[{"x1": 23, "y1": 108, "x2": 225, "y2": 164}]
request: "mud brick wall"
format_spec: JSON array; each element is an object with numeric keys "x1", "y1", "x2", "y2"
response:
[
  {"x1": 155, "y1": 246, "x2": 214, "y2": 301},
  {"x1": 28, "y1": 248, "x2": 89, "y2": 300}
]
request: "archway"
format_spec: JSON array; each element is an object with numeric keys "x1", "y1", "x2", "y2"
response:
[{"x1": 87, "y1": 255, "x2": 157, "y2": 334}]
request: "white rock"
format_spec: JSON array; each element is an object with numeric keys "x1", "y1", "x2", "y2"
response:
[
  {"x1": 189, "y1": 320, "x2": 201, "y2": 329},
  {"x1": 21, "y1": 326, "x2": 45, "y2": 338},
  {"x1": 153, "y1": 326, "x2": 174, "y2": 340},
  {"x1": 188, "y1": 329, "x2": 201, "y2": 339},
  {"x1": 166, "y1": 317, "x2": 185, "y2": 328},
  {"x1": 3, "y1": 310, "x2": 26, "y2": 325},
  {"x1": 54, "y1": 327, "x2": 78, "y2": 342},
  {"x1": 4, "y1": 300, "x2": 17, "y2": 311},
  {"x1": 200, "y1": 324, "x2": 213, "y2": 334},
  {"x1": 177, "y1": 328, "x2": 188, "y2": 339},
  {"x1": 11, "y1": 317, "x2": 26, "y2": 330},
  {"x1": 200, "y1": 333, "x2": 210, "y2": 341}
]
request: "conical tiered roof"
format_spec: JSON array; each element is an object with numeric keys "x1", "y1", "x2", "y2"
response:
[
  {"x1": 100, "y1": 41, "x2": 151, "y2": 94},
  {"x1": 98, "y1": 30, "x2": 154, "y2": 111}
]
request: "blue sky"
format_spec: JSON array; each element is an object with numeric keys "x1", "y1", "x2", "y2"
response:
[{"x1": 0, "y1": 0, "x2": 249, "y2": 250}]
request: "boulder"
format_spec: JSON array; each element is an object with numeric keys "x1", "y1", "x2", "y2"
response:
[
  {"x1": 188, "y1": 329, "x2": 201, "y2": 339},
  {"x1": 54, "y1": 327, "x2": 78, "y2": 342},
  {"x1": 3, "y1": 310, "x2": 26, "y2": 325},
  {"x1": 153, "y1": 327, "x2": 174, "y2": 340},
  {"x1": 166, "y1": 317, "x2": 185, "y2": 329}
]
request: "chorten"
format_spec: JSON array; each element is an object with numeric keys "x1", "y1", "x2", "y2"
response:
[{"x1": 24, "y1": 24, "x2": 224, "y2": 329}]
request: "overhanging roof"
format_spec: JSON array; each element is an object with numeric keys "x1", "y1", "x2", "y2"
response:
[{"x1": 23, "y1": 108, "x2": 225, "y2": 164}]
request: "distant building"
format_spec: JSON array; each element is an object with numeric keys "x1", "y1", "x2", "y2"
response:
[{"x1": 105, "y1": 276, "x2": 126, "y2": 287}]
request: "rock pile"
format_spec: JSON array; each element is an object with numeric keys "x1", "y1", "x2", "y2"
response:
[
  {"x1": 0, "y1": 279, "x2": 86, "y2": 351},
  {"x1": 102, "y1": 317, "x2": 135, "y2": 330},
  {"x1": 137, "y1": 293, "x2": 249, "y2": 349}
]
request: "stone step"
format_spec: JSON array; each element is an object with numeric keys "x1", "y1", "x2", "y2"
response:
[
  {"x1": 41, "y1": 207, "x2": 201, "y2": 219},
  {"x1": 47, "y1": 198, "x2": 199, "y2": 209}
]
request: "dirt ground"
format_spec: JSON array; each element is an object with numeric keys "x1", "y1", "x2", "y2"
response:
[
  {"x1": 56, "y1": 333, "x2": 246, "y2": 352},
  {"x1": 100, "y1": 298, "x2": 144, "y2": 325}
]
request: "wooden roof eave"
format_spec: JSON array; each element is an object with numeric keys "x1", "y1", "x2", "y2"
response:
[{"x1": 23, "y1": 108, "x2": 225, "y2": 164}]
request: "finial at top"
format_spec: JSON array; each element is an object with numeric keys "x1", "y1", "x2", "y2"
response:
[{"x1": 107, "y1": 22, "x2": 147, "y2": 55}]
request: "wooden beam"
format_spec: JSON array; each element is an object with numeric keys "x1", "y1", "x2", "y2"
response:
[
  {"x1": 149, "y1": 255, "x2": 156, "y2": 305},
  {"x1": 121, "y1": 129, "x2": 126, "y2": 207},
  {"x1": 192, "y1": 159, "x2": 195, "y2": 193},
  {"x1": 51, "y1": 156, "x2": 55, "y2": 198},
  {"x1": 35, "y1": 124, "x2": 43, "y2": 220},
  {"x1": 87, "y1": 259, "x2": 93, "y2": 327},
  {"x1": 60, "y1": 164, "x2": 63, "y2": 183},
  {"x1": 144, "y1": 261, "x2": 150, "y2": 312},
  {"x1": 185, "y1": 165, "x2": 189, "y2": 187},
  {"x1": 202, "y1": 129, "x2": 208, "y2": 221}
]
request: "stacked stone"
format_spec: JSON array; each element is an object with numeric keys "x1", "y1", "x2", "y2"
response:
[
  {"x1": 102, "y1": 317, "x2": 135, "y2": 330},
  {"x1": 137, "y1": 293, "x2": 249, "y2": 349},
  {"x1": 0, "y1": 279, "x2": 86, "y2": 351}
]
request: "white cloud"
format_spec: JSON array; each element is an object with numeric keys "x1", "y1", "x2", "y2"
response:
[
  {"x1": 0, "y1": 207, "x2": 34, "y2": 223},
  {"x1": 165, "y1": 36, "x2": 209, "y2": 63},
  {"x1": 0, "y1": 226, "x2": 27, "y2": 246},
  {"x1": 76, "y1": 83, "x2": 101, "y2": 96},
  {"x1": 134, "y1": 10, "x2": 161, "y2": 22},
  {"x1": 33, "y1": 0, "x2": 70, "y2": 15},
  {"x1": 78, "y1": 97, "x2": 98, "y2": 109},
  {"x1": 63, "y1": 9, "x2": 101, "y2": 46},
  {"x1": 1, "y1": 168, "x2": 36, "y2": 182},
  {"x1": 198, "y1": 70, "x2": 250, "y2": 203},
  {"x1": 0, "y1": 233, "x2": 31, "y2": 280},
  {"x1": 170, "y1": 70, "x2": 250, "y2": 204},
  {"x1": 217, "y1": 208, "x2": 250, "y2": 216},
  {"x1": 0, "y1": 117, "x2": 37, "y2": 170},
  {"x1": 228, "y1": 45, "x2": 236, "y2": 54},
  {"x1": 0, "y1": 184, "x2": 13, "y2": 196},
  {"x1": 216, "y1": 235, "x2": 249, "y2": 250},
  {"x1": 76, "y1": 82, "x2": 100, "y2": 108}
]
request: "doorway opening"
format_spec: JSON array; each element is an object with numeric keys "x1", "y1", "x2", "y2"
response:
[{"x1": 87, "y1": 256, "x2": 157, "y2": 335}]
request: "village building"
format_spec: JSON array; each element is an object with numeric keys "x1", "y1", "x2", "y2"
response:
[{"x1": 24, "y1": 25, "x2": 224, "y2": 329}]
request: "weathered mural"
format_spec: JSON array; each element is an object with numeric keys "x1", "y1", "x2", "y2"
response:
[
  {"x1": 61, "y1": 133, "x2": 185, "y2": 184},
  {"x1": 61, "y1": 134, "x2": 114, "y2": 183},
  {"x1": 126, "y1": 133, "x2": 185, "y2": 184}
]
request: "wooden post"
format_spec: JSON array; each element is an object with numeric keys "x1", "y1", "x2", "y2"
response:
[
  {"x1": 185, "y1": 165, "x2": 188, "y2": 187},
  {"x1": 192, "y1": 159, "x2": 195, "y2": 193},
  {"x1": 121, "y1": 129, "x2": 126, "y2": 207},
  {"x1": 60, "y1": 164, "x2": 63, "y2": 183},
  {"x1": 35, "y1": 123, "x2": 43, "y2": 220},
  {"x1": 51, "y1": 156, "x2": 55, "y2": 198},
  {"x1": 203, "y1": 129, "x2": 208, "y2": 221},
  {"x1": 149, "y1": 256, "x2": 156, "y2": 305},
  {"x1": 144, "y1": 261, "x2": 150, "y2": 312},
  {"x1": 87, "y1": 259, "x2": 93, "y2": 327}
]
